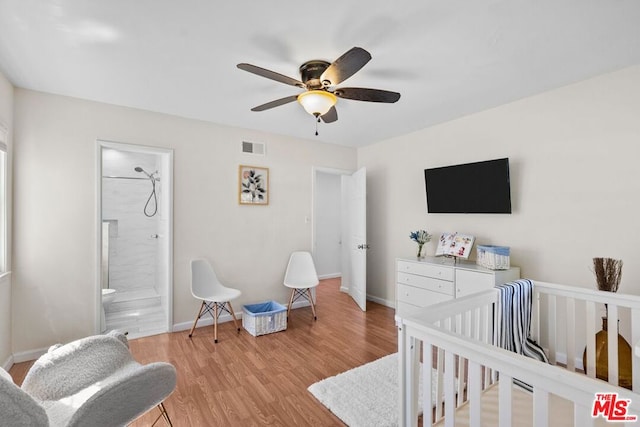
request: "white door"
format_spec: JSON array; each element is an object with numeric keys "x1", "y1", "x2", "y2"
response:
[{"x1": 342, "y1": 167, "x2": 367, "y2": 311}]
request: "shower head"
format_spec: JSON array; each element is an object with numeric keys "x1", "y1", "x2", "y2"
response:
[
  {"x1": 134, "y1": 166, "x2": 152, "y2": 179},
  {"x1": 134, "y1": 166, "x2": 160, "y2": 181}
]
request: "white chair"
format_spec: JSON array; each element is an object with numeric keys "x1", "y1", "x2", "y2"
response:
[
  {"x1": 283, "y1": 251, "x2": 320, "y2": 321},
  {"x1": 188, "y1": 259, "x2": 242, "y2": 343},
  {"x1": 0, "y1": 331, "x2": 176, "y2": 427}
]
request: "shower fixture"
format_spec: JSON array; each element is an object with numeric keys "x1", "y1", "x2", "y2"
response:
[{"x1": 134, "y1": 166, "x2": 159, "y2": 217}]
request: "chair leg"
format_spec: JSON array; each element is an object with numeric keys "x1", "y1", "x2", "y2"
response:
[
  {"x1": 287, "y1": 288, "x2": 296, "y2": 319},
  {"x1": 188, "y1": 301, "x2": 206, "y2": 337},
  {"x1": 150, "y1": 402, "x2": 172, "y2": 426},
  {"x1": 213, "y1": 302, "x2": 219, "y2": 343},
  {"x1": 307, "y1": 288, "x2": 317, "y2": 320},
  {"x1": 226, "y1": 301, "x2": 241, "y2": 333},
  {"x1": 161, "y1": 402, "x2": 173, "y2": 426}
]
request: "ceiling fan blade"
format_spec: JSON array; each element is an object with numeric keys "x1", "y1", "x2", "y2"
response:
[
  {"x1": 320, "y1": 47, "x2": 372, "y2": 86},
  {"x1": 320, "y1": 106, "x2": 338, "y2": 123},
  {"x1": 334, "y1": 87, "x2": 401, "y2": 103},
  {"x1": 251, "y1": 95, "x2": 299, "y2": 112},
  {"x1": 237, "y1": 63, "x2": 305, "y2": 88}
]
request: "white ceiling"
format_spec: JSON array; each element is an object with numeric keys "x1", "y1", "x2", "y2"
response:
[{"x1": 0, "y1": 1, "x2": 639, "y2": 148}]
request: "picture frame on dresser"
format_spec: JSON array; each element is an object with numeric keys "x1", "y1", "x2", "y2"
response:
[{"x1": 435, "y1": 232, "x2": 475, "y2": 259}]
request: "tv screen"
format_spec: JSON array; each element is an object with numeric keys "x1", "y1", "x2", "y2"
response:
[{"x1": 424, "y1": 158, "x2": 512, "y2": 214}]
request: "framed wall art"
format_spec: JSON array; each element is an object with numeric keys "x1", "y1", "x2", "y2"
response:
[{"x1": 239, "y1": 165, "x2": 269, "y2": 205}]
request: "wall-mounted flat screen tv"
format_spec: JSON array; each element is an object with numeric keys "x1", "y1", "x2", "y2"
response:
[{"x1": 424, "y1": 158, "x2": 512, "y2": 214}]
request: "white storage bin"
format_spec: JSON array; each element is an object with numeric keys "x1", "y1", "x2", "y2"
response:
[
  {"x1": 476, "y1": 245, "x2": 510, "y2": 270},
  {"x1": 242, "y1": 301, "x2": 287, "y2": 336}
]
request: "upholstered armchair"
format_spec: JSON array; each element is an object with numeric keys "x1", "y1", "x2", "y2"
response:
[{"x1": 0, "y1": 332, "x2": 176, "y2": 427}]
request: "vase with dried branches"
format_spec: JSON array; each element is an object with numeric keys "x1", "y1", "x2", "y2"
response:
[
  {"x1": 582, "y1": 257, "x2": 631, "y2": 389},
  {"x1": 593, "y1": 257, "x2": 623, "y2": 316}
]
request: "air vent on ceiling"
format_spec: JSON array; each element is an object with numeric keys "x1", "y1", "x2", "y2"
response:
[{"x1": 242, "y1": 141, "x2": 265, "y2": 156}]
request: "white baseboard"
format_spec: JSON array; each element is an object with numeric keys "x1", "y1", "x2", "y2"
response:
[
  {"x1": 12, "y1": 347, "x2": 48, "y2": 364},
  {"x1": 367, "y1": 294, "x2": 395, "y2": 309},
  {"x1": 2, "y1": 355, "x2": 14, "y2": 371},
  {"x1": 173, "y1": 311, "x2": 240, "y2": 332},
  {"x1": 172, "y1": 300, "x2": 309, "y2": 332},
  {"x1": 338, "y1": 287, "x2": 395, "y2": 309},
  {"x1": 318, "y1": 273, "x2": 341, "y2": 280}
]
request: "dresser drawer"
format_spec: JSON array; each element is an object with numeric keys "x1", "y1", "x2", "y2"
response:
[
  {"x1": 397, "y1": 272, "x2": 454, "y2": 296},
  {"x1": 397, "y1": 283, "x2": 453, "y2": 307},
  {"x1": 397, "y1": 260, "x2": 454, "y2": 281}
]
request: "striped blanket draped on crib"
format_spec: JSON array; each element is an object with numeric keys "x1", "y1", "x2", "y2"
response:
[{"x1": 494, "y1": 279, "x2": 549, "y2": 364}]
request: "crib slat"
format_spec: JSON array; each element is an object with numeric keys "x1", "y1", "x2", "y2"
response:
[
  {"x1": 444, "y1": 350, "x2": 456, "y2": 427},
  {"x1": 633, "y1": 308, "x2": 640, "y2": 392},
  {"x1": 436, "y1": 347, "x2": 444, "y2": 420},
  {"x1": 423, "y1": 342, "x2": 434, "y2": 426},
  {"x1": 482, "y1": 303, "x2": 493, "y2": 388},
  {"x1": 548, "y1": 295, "x2": 557, "y2": 365},
  {"x1": 498, "y1": 374, "x2": 512, "y2": 427},
  {"x1": 585, "y1": 301, "x2": 596, "y2": 378},
  {"x1": 399, "y1": 325, "x2": 419, "y2": 426},
  {"x1": 490, "y1": 302, "x2": 499, "y2": 384},
  {"x1": 468, "y1": 361, "x2": 482, "y2": 427},
  {"x1": 457, "y1": 312, "x2": 468, "y2": 407},
  {"x1": 566, "y1": 297, "x2": 576, "y2": 371},
  {"x1": 473, "y1": 307, "x2": 481, "y2": 341},
  {"x1": 533, "y1": 388, "x2": 549, "y2": 427},
  {"x1": 608, "y1": 304, "x2": 619, "y2": 386}
]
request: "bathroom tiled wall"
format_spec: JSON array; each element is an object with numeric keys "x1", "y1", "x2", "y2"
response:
[{"x1": 102, "y1": 150, "x2": 161, "y2": 293}]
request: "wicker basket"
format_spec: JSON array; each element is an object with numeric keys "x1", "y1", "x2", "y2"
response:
[
  {"x1": 476, "y1": 245, "x2": 510, "y2": 270},
  {"x1": 242, "y1": 301, "x2": 287, "y2": 336}
]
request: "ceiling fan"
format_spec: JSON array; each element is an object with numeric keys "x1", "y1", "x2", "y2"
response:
[{"x1": 237, "y1": 47, "x2": 400, "y2": 131}]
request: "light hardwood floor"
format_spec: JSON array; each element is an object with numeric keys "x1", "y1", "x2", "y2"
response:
[{"x1": 10, "y1": 278, "x2": 398, "y2": 426}]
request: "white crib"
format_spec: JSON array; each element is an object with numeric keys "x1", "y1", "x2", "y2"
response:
[{"x1": 398, "y1": 280, "x2": 640, "y2": 426}]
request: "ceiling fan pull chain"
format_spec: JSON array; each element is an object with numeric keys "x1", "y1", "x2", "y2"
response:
[{"x1": 315, "y1": 116, "x2": 320, "y2": 136}]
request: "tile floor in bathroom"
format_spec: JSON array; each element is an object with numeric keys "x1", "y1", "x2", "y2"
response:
[{"x1": 105, "y1": 287, "x2": 168, "y2": 339}]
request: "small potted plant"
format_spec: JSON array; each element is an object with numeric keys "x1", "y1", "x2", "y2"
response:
[{"x1": 409, "y1": 230, "x2": 432, "y2": 259}]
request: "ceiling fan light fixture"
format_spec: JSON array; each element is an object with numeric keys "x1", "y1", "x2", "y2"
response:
[{"x1": 297, "y1": 90, "x2": 337, "y2": 117}]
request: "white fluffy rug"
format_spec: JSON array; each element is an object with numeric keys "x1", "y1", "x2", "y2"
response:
[{"x1": 307, "y1": 353, "x2": 424, "y2": 427}]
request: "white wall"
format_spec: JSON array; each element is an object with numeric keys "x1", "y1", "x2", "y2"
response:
[
  {"x1": 11, "y1": 89, "x2": 357, "y2": 353},
  {"x1": 0, "y1": 71, "x2": 13, "y2": 368},
  {"x1": 314, "y1": 171, "x2": 342, "y2": 278},
  {"x1": 359, "y1": 65, "x2": 640, "y2": 307}
]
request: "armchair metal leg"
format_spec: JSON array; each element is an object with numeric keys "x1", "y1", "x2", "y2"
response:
[{"x1": 150, "y1": 402, "x2": 172, "y2": 426}]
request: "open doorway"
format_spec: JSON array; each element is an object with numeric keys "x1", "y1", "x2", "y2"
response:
[
  {"x1": 96, "y1": 140, "x2": 173, "y2": 338},
  {"x1": 313, "y1": 169, "x2": 344, "y2": 281},
  {"x1": 312, "y1": 167, "x2": 367, "y2": 311}
]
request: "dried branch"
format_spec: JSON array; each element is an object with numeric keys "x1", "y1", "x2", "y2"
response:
[{"x1": 593, "y1": 257, "x2": 623, "y2": 293}]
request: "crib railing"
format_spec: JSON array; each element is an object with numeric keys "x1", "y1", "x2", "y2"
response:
[
  {"x1": 398, "y1": 282, "x2": 640, "y2": 427},
  {"x1": 532, "y1": 281, "x2": 640, "y2": 391}
]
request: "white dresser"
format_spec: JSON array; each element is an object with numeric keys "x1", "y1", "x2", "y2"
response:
[{"x1": 396, "y1": 256, "x2": 520, "y2": 318}]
